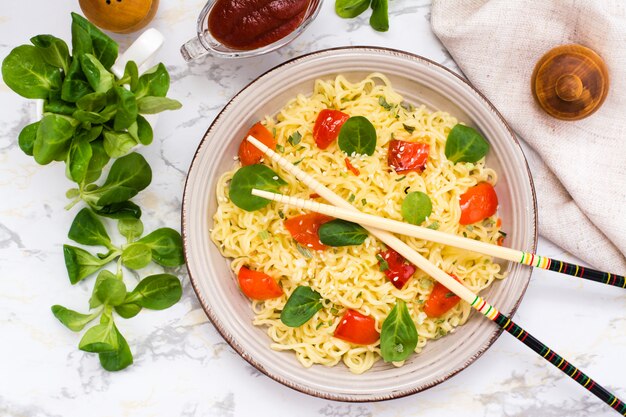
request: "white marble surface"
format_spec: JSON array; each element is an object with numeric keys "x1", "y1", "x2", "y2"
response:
[{"x1": 1, "y1": 1, "x2": 625, "y2": 416}]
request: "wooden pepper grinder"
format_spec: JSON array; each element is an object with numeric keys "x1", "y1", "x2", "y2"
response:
[
  {"x1": 79, "y1": 0, "x2": 159, "y2": 34},
  {"x1": 531, "y1": 44, "x2": 609, "y2": 121}
]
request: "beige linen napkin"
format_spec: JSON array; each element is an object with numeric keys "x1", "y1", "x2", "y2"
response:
[{"x1": 431, "y1": 0, "x2": 626, "y2": 272}]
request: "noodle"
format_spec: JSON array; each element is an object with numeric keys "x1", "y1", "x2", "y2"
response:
[{"x1": 211, "y1": 73, "x2": 505, "y2": 374}]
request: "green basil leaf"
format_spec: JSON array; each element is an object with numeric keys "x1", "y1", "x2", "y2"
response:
[
  {"x1": 18, "y1": 121, "x2": 40, "y2": 156},
  {"x1": 94, "y1": 276, "x2": 127, "y2": 306},
  {"x1": 30, "y1": 34, "x2": 70, "y2": 72},
  {"x1": 118, "y1": 218, "x2": 143, "y2": 242},
  {"x1": 370, "y1": 0, "x2": 389, "y2": 31},
  {"x1": 67, "y1": 137, "x2": 93, "y2": 184},
  {"x1": 444, "y1": 124, "x2": 490, "y2": 163},
  {"x1": 114, "y1": 302, "x2": 142, "y2": 319},
  {"x1": 51, "y1": 305, "x2": 99, "y2": 332},
  {"x1": 125, "y1": 274, "x2": 182, "y2": 310},
  {"x1": 229, "y1": 164, "x2": 287, "y2": 211},
  {"x1": 76, "y1": 125, "x2": 104, "y2": 143},
  {"x1": 77, "y1": 91, "x2": 107, "y2": 112},
  {"x1": 280, "y1": 286, "x2": 324, "y2": 327},
  {"x1": 338, "y1": 116, "x2": 377, "y2": 156},
  {"x1": 97, "y1": 104, "x2": 117, "y2": 123},
  {"x1": 113, "y1": 86, "x2": 138, "y2": 130},
  {"x1": 88, "y1": 152, "x2": 152, "y2": 206},
  {"x1": 33, "y1": 114, "x2": 77, "y2": 165},
  {"x1": 63, "y1": 244, "x2": 108, "y2": 284},
  {"x1": 401, "y1": 191, "x2": 432, "y2": 225},
  {"x1": 61, "y1": 57, "x2": 92, "y2": 102},
  {"x1": 137, "y1": 96, "x2": 182, "y2": 114},
  {"x1": 1, "y1": 44, "x2": 62, "y2": 99},
  {"x1": 121, "y1": 243, "x2": 152, "y2": 270},
  {"x1": 380, "y1": 300, "x2": 418, "y2": 362},
  {"x1": 44, "y1": 100, "x2": 77, "y2": 115},
  {"x1": 93, "y1": 201, "x2": 142, "y2": 220},
  {"x1": 137, "y1": 228, "x2": 184, "y2": 267},
  {"x1": 68, "y1": 208, "x2": 112, "y2": 247},
  {"x1": 318, "y1": 219, "x2": 368, "y2": 246},
  {"x1": 83, "y1": 139, "x2": 110, "y2": 184},
  {"x1": 335, "y1": 0, "x2": 370, "y2": 18},
  {"x1": 66, "y1": 188, "x2": 80, "y2": 199},
  {"x1": 134, "y1": 63, "x2": 169, "y2": 98},
  {"x1": 79, "y1": 321, "x2": 118, "y2": 353},
  {"x1": 89, "y1": 270, "x2": 117, "y2": 308},
  {"x1": 71, "y1": 109, "x2": 107, "y2": 124},
  {"x1": 79, "y1": 54, "x2": 114, "y2": 93},
  {"x1": 119, "y1": 60, "x2": 139, "y2": 90},
  {"x1": 98, "y1": 324, "x2": 133, "y2": 371},
  {"x1": 128, "y1": 115, "x2": 153, "y2": 145},
  {"x1": 96, "y1": 186, "x2": 137, "y2": 207},
  {"x1": 103, "y1": 131, "x2": 137, "y2": 158},
  {"x1": 71, "y1": 12, "x2": 118, "y2": 69}
]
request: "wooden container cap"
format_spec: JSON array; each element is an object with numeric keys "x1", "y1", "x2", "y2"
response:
[{"x1": 531, "y1": 44, "x2": 609, "y2": 121}]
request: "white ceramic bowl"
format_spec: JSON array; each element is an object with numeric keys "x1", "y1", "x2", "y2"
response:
[{"x1": 182, "y1": 47, "x2": 537, "y2": 401}]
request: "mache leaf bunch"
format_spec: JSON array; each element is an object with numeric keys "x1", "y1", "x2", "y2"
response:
[{"x1": 2, "y1": 13, "x2": 185, "y2": 371}]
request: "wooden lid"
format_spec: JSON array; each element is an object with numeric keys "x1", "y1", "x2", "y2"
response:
[
  {"x1": 531, "y1": 44, "x2": 609, "y2": 121},
  {"x1": 79, "y1": 0, "x2": 159, "y2": 34}
]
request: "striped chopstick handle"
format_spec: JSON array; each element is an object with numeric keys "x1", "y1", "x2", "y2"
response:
[
  {"x1": 519, "y1": 253, "x2": 626, "y2": 288},
  {"x1": 471, "y1": 296, "x2": 626, "y2": 415}
]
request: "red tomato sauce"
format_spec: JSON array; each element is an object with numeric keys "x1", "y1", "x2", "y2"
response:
[{"x1": 208, "y1": 0, "x2": 311, "y2": 50}]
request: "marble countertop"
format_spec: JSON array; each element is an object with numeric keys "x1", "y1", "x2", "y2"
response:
[{"x1": 1, "y1": 1, "x2": 624, "y2": 416}]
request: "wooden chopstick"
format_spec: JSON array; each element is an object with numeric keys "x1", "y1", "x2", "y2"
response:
[
  {"x1": 246, "y1": 135, "x2": 626, "y2": 415},
  {"x1": 250, "y1": 189, "x2": 625, "y2": 289}
]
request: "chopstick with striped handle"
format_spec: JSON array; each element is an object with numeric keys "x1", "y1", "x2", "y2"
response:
[
  {"x1": 250, "y1": 189, "x2": 625, "y2": 289},
  {"x1": 246, "y1": 135, "x2": 626, "y2": 415}
]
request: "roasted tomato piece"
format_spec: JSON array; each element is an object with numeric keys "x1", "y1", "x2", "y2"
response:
[
  {"x1": 313, "y1": 109, "x2": 350, "y2": 149},
  {"x1": 387, "y1": 139, "x2": 430, "y2": 173},
  {"x1": 378, "y1": 248, "x2": 417, "y2": 289},
  {"x1": 238, "y1": 122, "x2": 277, "y2": 166},
  {"x1": 423, "y1": 275, "x2": 462, "y2": 317},
  {"x1": 459, "y1": 182, "x2": 498, "y2": 225},
  {"x1": 284, "y1": 213, "x2": 333, "y2": 251},
  {"x1": 334, "y1": 309, "x2": 380, "y2": 345},
  {"x1": 237, "y1": 266, "x2": 283, "y2": 300}
]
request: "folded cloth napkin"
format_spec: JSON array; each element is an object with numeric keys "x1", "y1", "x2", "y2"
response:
[{"x1": 431, "y1": 0, "x2": 626, "y2": 272}]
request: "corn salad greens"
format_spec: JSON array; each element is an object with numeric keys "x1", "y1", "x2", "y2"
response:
[
  {"x1": 335, "y1": 0, "x2": 390, "y2": 32},
  {"x1": 2, "y1": 13, "x2": 184, "y2": 371}
]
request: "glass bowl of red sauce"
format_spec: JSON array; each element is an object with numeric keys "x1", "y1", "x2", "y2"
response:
[{"x1": 180, "y1": 0, "x2": 322, "y2": 61}]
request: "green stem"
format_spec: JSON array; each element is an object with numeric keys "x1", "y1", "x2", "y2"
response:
[
  {"x1": 116, "y1": 257, "x2": 123, "y2": 279},
  {"x1": 100, "y1": 250, "x2": 122, "y2": 266},
  {"x1": 64, "y1": 196, "x2": 82, "y2": 210}
]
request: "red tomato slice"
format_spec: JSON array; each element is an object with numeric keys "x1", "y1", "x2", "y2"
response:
[
  {"x1": 387, "y1": 139, "x2": 430, "y2": 173},
  {"x1": 334, "y1": 309, "x2": 380, "y2": 345},
  {"x1": 237, "y1": 266, "x2": 283, "y2": 300},
  {"x1": 378, "y1": 248, "x2": 417, "y2": 289},
  {"x1": 313, "y1": 109, "x2": 350, "y2": 149},
  {"x1": 459, "y1": 182, "x2": 498, "y2": 225},
  {"x1": 238, "y1": 122, "x2": 277, "y2": 166},
  {"x1": 284, "y1": 213, "x2": 333, "y2": 251},
  {"x1": 423, "y1": 275, "x2": 462, "y2": 317}
]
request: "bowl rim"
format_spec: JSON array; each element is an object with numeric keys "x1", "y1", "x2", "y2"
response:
[{"x1": 181, "y1": 46, "x2": 539, "y2": 402}]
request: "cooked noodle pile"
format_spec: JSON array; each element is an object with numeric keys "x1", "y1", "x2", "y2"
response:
[{"x1": 211, "y1": 73, "x2": 505, "y2": 374}]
